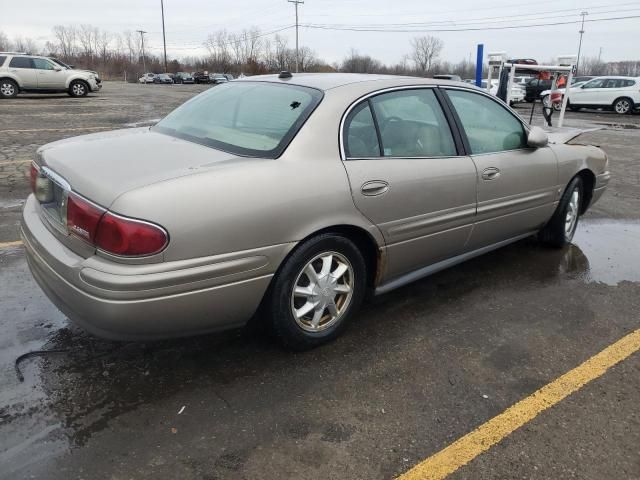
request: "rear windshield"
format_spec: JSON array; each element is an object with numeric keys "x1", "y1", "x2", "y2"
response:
[{"x1": 153, "y1": 81, "x2": 323, "y2": 158}]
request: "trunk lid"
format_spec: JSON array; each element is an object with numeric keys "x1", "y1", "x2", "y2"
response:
[{"x1": 37, "y1": 127, "x2": 243, "y2": 208}]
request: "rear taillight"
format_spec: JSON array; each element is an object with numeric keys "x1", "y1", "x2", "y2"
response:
[
  {"x1": 30, "y1": 163, "x2": 38, "y2": 193},
  {"x1": 66, "y1": 193, "x2": 104, "y2": 243},
  {"x1": 30, "y1": 162, "x2": 54, "y2": 203},
  {"x1": 95, "y1": 212, "x2": 168, "y2": 256}
]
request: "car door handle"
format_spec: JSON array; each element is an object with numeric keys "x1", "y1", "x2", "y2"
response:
[
  {"x1": 361, "y1": 180, "x2": 389, "y2": 196},
  {"x1": 482, "y1": 167, "x2": 501, "y2": 180}
]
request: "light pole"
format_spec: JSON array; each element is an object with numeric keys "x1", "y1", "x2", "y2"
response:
[
  {"x1": 160, "y1": 0, "x2": 168, "y2": 72},
  {"x1": 287, "y1": 0, "x2": 304, "y2": 72},
  {"x1": 576, "y1": 11, "x2": 588, "y2": 75},
  {"x1": 137, "y1": 30, "x2": 147, "y2": 75}
]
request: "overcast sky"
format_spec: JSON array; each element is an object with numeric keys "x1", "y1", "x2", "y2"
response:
[{"x1": 3, "y1": 0, "x2": 640, "y2": 65}]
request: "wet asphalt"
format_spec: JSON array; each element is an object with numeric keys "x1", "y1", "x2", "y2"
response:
[{"x1": 0, "y1": 83, "x2": 639, "y2": 479}]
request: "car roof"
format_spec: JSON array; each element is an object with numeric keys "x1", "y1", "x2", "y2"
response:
[{"x1": 238, "y1": 72, "x2": 455, "y2": 91}]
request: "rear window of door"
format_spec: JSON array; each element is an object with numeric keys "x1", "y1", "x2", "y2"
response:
[
  {"x1": 446, "y1": 89, "x2": 527, "y2": 154},
  {"x1": 343, "y1": 88, "x2": 457, "y2": 158},
  {"x1": 582, "y1": 79, "x2": 606, "y2": 89},
  {"x1": 0, "y1": 56, "x2": 6, "y2": 67},
  {"x1": 8, "y1": 57, "x2": 33, "y2": 69}
]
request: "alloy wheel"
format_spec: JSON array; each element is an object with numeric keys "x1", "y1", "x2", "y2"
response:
[
  {"x1": 615, "y1": 99, "x2": 630, "y2": 114},
  {"x1": 290, "y1": 251, "x2": 354, "y2": 332},
  {"x1": 72, "y1": 83, "x2": 86, "y2": 96},
  {"x1": 564, "y1": 188, "x2": 580, "y2": 237},
  {"x1": 1, "y1": 82, "x2": 15, "y2": 96}
]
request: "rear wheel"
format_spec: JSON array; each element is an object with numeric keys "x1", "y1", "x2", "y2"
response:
[
  {"x1": 267, "y1": 234, "x2": 367, "y2": 350},
  {"x1": 539, "y1": 176, "x2": 583, "y2": 248},
  {"x1": 0, "y1": 78, "x2": 18, "y2": 98},
  {"x1": 613, "y1": 97, "x2": 632, "y2": 115},
  {"x1": 68, "y1": 80, "x2": 88, "y2": 97}
]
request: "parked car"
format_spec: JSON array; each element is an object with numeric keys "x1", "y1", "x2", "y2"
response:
[
  {"x1": 481, "y1": 79, "x2": 526, "y2": 104},
  {"x1": 433, "y1": 74, "x2": 462, "y2": 81},
  {"x1": 0, "y1": 53, "x2": 102, "y2": 98},
  {"x1": 174, "y1": 72, "x2": 194, "y2": 84},
  {"x1": 565, "y1": 76, "x2": 640, "y2": 114},
  {"x1": 22, "y1": 73, "x2": 609, "y2": 349},
  {"x1": 50, "y1": 58, "x2": 102, "y2": 84},
  {"x1": 525, "y1": 78, "x2": 553, "y2": 102},
  {"x1": 541, "y1": 82, "x2": 588, "y2": 111},
  {"x1": 223, "y1": 73, "x2": 235, "y2": 81},
  {"x1": 572, "y1": 76, "x2": 595, "y2": 84},
  {"x1": 154, "y1": 73, "x2": 174, "y2": 84},
  {"x1": 193, "y1": 71, "x2": 210, "y2": 84},
  {"x1": 139, "y1": 73, "x2": 156, "y2": 84},
  {"x1": 210, "y1": 74, "x2": 228, "y2": 84}
]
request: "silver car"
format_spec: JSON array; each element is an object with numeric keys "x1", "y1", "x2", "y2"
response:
[{"x1": 22, "y1": 73, "x2": 610, "y2": 349}]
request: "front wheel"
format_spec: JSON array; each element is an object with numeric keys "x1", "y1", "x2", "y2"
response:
[
  {"x1": 68, "y1": 80, "x2": 88, "y2": 97},
  {"x1": 613, "y1": 97, "x2": 632, "y2": 115},
  {"x1": 266, "y1": 234, "x2": 367, "y2": 350},
  {"x1": 539, "y1": 176, "x2": 583, "y2": 248}
]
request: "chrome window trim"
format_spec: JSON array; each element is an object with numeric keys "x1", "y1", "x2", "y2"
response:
[{"x1": 340, "y1": 84, "x2": 459, "y2": 161}]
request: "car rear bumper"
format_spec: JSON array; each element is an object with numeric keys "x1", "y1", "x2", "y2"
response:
[{"x1": 21, "y1": 195, "x2": 287, "y2": 340}]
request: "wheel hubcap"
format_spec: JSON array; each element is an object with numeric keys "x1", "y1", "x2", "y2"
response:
[
  {"x1": 1, "y1": 83, "x2": 15, "y2": 95},
  {"x1": 291, "y1": 251, "x2": 354, "y2": 332},
  {"x1": 616, "y1": 100, "x2": 629, "y2": 113},
  {"x1": 565, "y1": 188, "x2": 580, "y2": 236},
  {"x1": 73, "y1": 84, "x2": 85, "y2": 95}
]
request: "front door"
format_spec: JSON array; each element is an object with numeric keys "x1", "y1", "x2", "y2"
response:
[
  {"x1": 444, "y1": 88, "x2": 558, "y2": 249},
  {"x1": 341, "y1": 87, "x2": 478, "y2": 282},
  {"x1": 32, "y1": 58, "x2": 67, "y2": 89},
  {"x1": 570, "y1": 78, "x2": 607, "y2": 106}
]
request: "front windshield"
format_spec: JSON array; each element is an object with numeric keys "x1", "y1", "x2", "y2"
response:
[
  {"x1": 50, "y1": 58, "x2": 70, "y2": 69},
  {"x1": 153, "y1": 81, "x2": 323, "y2": 158}
]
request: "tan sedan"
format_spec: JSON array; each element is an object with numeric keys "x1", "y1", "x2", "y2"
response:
[{"x1": 22, "y1": 73, "x2": 610, "y2": 349}]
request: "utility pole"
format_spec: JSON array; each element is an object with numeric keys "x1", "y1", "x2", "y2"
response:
[
  {"x1": 137, "y1": 30, "x2": 147, "y2": 75},
  {"x1": 576, "y1": 11, "x2": 588, "y2": 75},
  {"x1": 598, "y1": 47, "x2": 602, "y2": 63},
  {"x1": 287, "y1": 0, "x2": 304, "y2": 72},
  {"x1": 160, "y1": 0, "x2": 168, "y2": 72}
]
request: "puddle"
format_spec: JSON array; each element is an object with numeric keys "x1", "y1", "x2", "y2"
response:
[{"x1": 571, "y1": 220, "x2": 640, "y2": 285}]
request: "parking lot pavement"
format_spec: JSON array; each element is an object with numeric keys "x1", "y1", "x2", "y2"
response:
[{"x1": 0, "y1": 84, "x2": 639, "y2": 479}]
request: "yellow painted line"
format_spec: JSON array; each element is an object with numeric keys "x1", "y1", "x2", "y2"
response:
[
  {"x1": 0, "y1": 159, "x2": 31, "y2": 166},
  {"x1": 0, "y1": 240, "x2": 23, "y2": 249},
  {"x1": 0, "y1": 126, "x2": 112, "y2": 134},
  {"x1": 398, "y1": 329, "x2": 640, "y2": 480}
]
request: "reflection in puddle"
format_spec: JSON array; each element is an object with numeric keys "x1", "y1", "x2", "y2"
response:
[{"x1": 571, "y1": 220, "x2": 640, "y2": 285}]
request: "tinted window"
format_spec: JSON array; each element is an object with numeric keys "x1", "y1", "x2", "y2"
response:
[
  {"x1": 344, "y1": 102, "x2": 380, "y2": 158},
  {"x1": 9, "y1": 56, "x2": 33, "y2": 69},
  {"x1": 370, "y1": 89, "x2": 456, "y2": 157},
  {"x1": 447, "y1": 89, "x2": 527, "y2": 154},
  {"x1": 154, "y1": 82, "x2": 322, "y2": 158},
  {"x1": 624, "y1": 79, "x2": 636, "y2": 87},
  {"x1": 583, "y1": 79, "x2": 606, "y2": 89},
  {"x1": 32, "y1": 58, "x2": 55, "y2": 70},
  {"x1": 0, "y1": 56, "x2": 6, "y2": 67}
]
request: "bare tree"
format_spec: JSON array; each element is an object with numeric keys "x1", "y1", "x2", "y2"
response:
[
  {"x1": 0, "y1": 31, "x2": 12, "y2": 51},
  {"x1": 204, "y1": 30, "x2": 232, "y2": 73},
  {"x1": 52, "y1": 25, "x2": 77, "y2": 57},
  {"x1": 410, "y1": 35, "x2": 443, "y2": 74},
  {"x1": 13, "y1": 36, "x2": 39, "y2": 54}
]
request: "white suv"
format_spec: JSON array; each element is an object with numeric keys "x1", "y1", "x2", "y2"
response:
[
  {"x1": 566, "y1": 76, "x2": 640, "y2": 114},
  {"x1": 0, "y1": 52, "x2": 102, "y2": 98}
]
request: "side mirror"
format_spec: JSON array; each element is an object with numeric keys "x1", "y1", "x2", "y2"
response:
[{"x1": 527, "y1": 126, "x2": 548, "y2": 148}]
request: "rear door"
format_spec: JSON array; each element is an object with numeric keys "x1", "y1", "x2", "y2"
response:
[
  {"x1": 443, "y1": 88, "x2": 558, "y2": 249},
  {"x1": 7, "y1": 56, "x2": 37, "y2": 88},
  {"x1": 33, "y1": 58, "x2": 67, "y2": 89},
  {"x1": 341, "y1": 87, "x2": 478, "y2": 281}
]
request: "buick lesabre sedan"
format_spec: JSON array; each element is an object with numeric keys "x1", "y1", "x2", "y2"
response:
[{"x1": 22, "y1": 73, "x2": 610, "y2": 349}]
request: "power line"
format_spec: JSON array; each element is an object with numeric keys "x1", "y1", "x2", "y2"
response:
[{"x1": 301, "y1": 14, "x2": 640, "y2": 32}]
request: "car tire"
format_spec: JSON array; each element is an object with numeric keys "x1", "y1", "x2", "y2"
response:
[
  {"x1": 266, "y1": 234, "x2": 367, "y2": 350},
  {"x1": 0, "y1": 78, "x2": 19, "y2": 98},
  {"x1": 538, "y1": 176, "x2": 583, "y2": 248},
  {"x1": 68, "y1": 80, "x2": 89, "y2": 97},
  {"x1": 613, "y1": 97, "x2": 632, "y2": 115}
]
